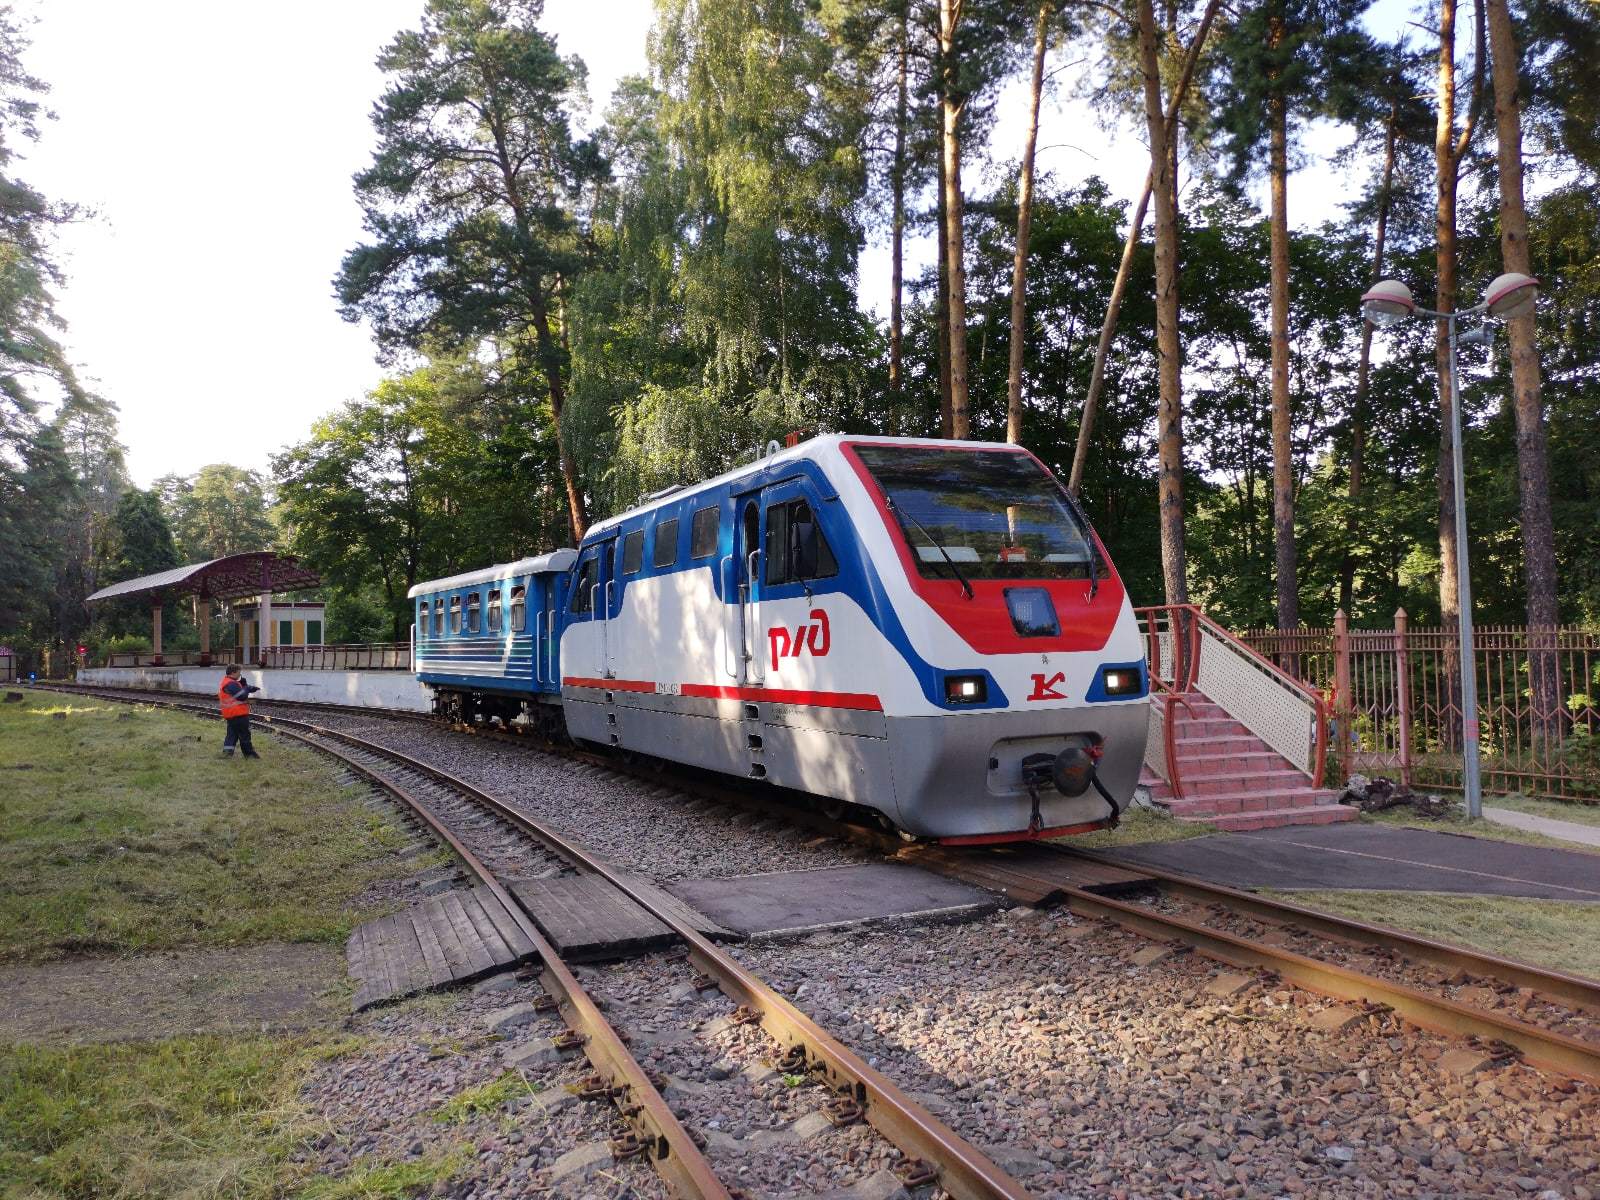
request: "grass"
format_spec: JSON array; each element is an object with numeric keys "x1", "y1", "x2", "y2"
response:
[
  {"x1": 1063, "y1": 803, "x2": 1216, "y2": 849},
  {"x1": 0, "y1": 693, "x2": 437, "y2": 962},
  {"x1": 1264, "y1": 888, "x2": 1600, "y2": 980},
  {"x1": 431, "y1": 1070, "x2": 537, "y2": 1124},
  {"x1": 292, "y1": 1152, "x2": 465, "y2": 1200},
  {"x1": 0, "y1": 1035, "x2": 332, "y2": 1200}
]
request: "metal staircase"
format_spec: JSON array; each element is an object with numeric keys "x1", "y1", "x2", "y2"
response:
[{"x1": 1137, "y1": 606, "x2": 1356, "y2": 831}]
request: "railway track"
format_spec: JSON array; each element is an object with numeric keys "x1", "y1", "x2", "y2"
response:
[
  {"x1": 36, "y1": 682, "x2": 1031, "y2": 1199},
  {"x1": 40, "y1": 681, "x2": 1600, "y2": 1091},
  {"x1": 302, "y1": 688, "x2": 1600, "y2": 1079}
]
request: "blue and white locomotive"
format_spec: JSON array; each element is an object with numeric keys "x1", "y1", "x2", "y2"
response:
[{"x1": 409, "y1": 435, "x2": 1150, "y2": 843}]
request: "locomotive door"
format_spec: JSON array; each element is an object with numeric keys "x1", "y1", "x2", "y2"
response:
[
  {"x1": 595, "y1": 536, "x2": 618, "y2": 678},
  {"x1": 732, "y1": 495, "x2": 763, "y2": 685}
]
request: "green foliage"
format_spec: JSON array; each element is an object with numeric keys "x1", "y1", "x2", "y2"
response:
[
  {"x1": 155, "y1": 464, "x2": 278, "y2": 562},
  {"x1": 274, "y1": 359, "x2": 558, "y2": 637}
]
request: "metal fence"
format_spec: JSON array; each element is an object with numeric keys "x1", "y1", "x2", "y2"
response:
[
  {"x1": 1241, "y1": 614, "x2": 1600, "y2": 802},
  {"x1": 103, "y1": 643, "x2": 412, "y2": 671}
]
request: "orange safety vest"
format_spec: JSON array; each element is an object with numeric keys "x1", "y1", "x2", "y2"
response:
[{"x1": 218, "y1": 675, "x2": 250, "y2": 719}]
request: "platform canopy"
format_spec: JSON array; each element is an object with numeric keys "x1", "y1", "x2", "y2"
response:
[
  {"x1": 86, "y1": 552, "x2": 321, "y2": 604},
  {"x1": 86, "y1": 553, "x2": 322, "y2": 666}
]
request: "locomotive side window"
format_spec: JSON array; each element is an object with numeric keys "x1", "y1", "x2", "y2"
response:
[
  {"x1": 689, "y1": 506, "x2": 719, "y2": 558},
  {"x1": 854, "y1": 445, "x2": 1095, "y2": 581},
  {"x1": 570, "y1": 555, "x2": 596, "y2": 613},
  {"x1": 653, "y1": 517, "x2": 679, "y2": 568},
  {"x1": 466, "y1": 592, "x2": 481, "y2": 633},
  {"x1": 449, "y1": 596, "x2": 462, "y2": 634},
  {"x1": 622, "y1": 530, "x2": 644, "y2": 575},
  {"x1": 765, "y1": 499, "x2": 838, "y2": 586},
  {"x1": 487, "y1": 589, "x2": 502, "y2": 632}
]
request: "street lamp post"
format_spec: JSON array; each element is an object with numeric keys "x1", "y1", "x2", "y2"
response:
[{"x1": 1359, "y1": 272, "x2": 1538, "y2": 821}]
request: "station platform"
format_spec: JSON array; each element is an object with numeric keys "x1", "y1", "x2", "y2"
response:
[
  {"x1": 1105, "y1": 823, "x2": 1600, "y2": 902},
  {"x1": 77, "y1": 665, "x2": 431, "y2": 711}
]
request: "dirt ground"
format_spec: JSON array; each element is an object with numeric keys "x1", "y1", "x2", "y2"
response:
[{"x1": 0, "y1": 942, "x2": 348, "y2": 1045}]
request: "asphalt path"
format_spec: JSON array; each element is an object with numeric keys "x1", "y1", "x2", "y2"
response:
[{"x1": 1107, "y1": 823, "x2": 1600, "y2": 901}]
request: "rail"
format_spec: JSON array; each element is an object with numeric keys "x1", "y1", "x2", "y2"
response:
[{"x1": 1137, "y1": 604, "x2": 1328, "y2": 789}]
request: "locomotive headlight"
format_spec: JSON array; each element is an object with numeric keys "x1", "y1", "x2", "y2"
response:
[
  {"x1": 944, "y1": 674, "x2": 988, "y2": 705},
  {"x1": 1100, "y1": 667, "x2": 1143, "y2": 696}
]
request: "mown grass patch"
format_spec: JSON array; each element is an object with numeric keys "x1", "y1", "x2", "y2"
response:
[
  {"x1": 0, "y1": 693, "x2": 428, "y2": 962},
  {"x1": 1264, "y1": 888, "x2": 1600, "y2": 980},
  {"x1": 0, "y1": 1035, "x2": 336, "y2": 1200},
  {"x1": 1062, "y1": 804, "x2": 1215, "y2": 849}
]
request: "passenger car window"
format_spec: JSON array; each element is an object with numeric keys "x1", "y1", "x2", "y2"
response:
[
  {"x1": 690, "y1": 506, "x2": 719, "y2": 558},
  {"x1": 487, "y1": 589, "x2": 502, "y2": 632},
  {"x1": 622, "y1": 530, "x2": 644, "y2": 575},
  {"x1": 448, "y1": 597, "x2": 462, "y2": 634},
  {"x1": 510, "y1": 586, "x2": 526, "y2": 632},
  {"x1": 653, "y1": 517, "x2": 679, "y2": 569},
  {"x1": 418, "y1": 601, "x2": 429, "y2": 639},
  {"x1": 433, "y1": 602, "x2": 444, "y2": 636},
  {"x1": 466, "y1": 592, "x2": 481, "y2": 633}
]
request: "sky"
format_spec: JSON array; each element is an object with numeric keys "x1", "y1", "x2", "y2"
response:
[{"x1": 22, "y1": 0, "x2": 1400, "y2": 488}]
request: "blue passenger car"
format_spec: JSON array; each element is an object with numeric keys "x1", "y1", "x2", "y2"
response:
[{"x1": 408, "y1": 550, "x2": 575, "y2": 730}]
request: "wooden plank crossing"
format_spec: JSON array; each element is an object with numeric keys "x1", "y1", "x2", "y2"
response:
[
  {"x1": 347, "y1": 885, "x2": 537, "y2": 1011},
  {"x1": 510, "y1": 873, "x2": 685, "y2": 961}
]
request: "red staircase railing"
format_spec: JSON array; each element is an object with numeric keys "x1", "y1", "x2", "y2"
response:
[{"x1": 1136, "y1": 605, "x2": 1329, "y2": 796}]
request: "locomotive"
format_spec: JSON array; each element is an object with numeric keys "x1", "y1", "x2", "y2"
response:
[{"x1": 409, "y1": 435, "x2": 1149, "y2": 843}]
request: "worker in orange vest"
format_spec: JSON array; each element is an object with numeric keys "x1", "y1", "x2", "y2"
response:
[{"x1": 218, "y1": 664, "x2": 261, "y2": 759}]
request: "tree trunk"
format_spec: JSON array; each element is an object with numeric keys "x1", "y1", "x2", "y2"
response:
[
  {"x1": 1340, "y1": 97, "x2": 1398, "y2": 615},
  {"x1": 527, "y1": 290, "x2": 589, "y2": 543},
  {"x1": 1138, "y1": 0, "x2": 1187, "y2": 606},
  {"x1": 1069, "y1": 0, "x2": 1220, "y2": 496},
  {"x1": 936, "y1": 175, "x2": 953, "y2": 438},
  {"x1": 1487, "y1": 0, "x2": 1561, "y2": 747},
  {"x1": 939, "y1": 0, "x2": 971, "y2": 439},
  {"x1": 1267, "y1": 31, "x2": 1298, "y2": 634},
  {"x1": 1006, "y1": 2, "x2": 1052, "y2": 445},
  {"x1": 888, "y1": 5, "x2": 908, "y2": 435}
]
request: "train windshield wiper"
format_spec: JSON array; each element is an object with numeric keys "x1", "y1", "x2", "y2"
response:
[{"x1": 885, "y1": 495, "x2": 974, "y2": 599}]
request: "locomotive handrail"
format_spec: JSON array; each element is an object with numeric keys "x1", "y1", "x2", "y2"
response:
[
  {"x1": 718, "y1": 554, "x2": 737, "y2": 677},
  {"x1": 535, "y1": 610, "x2": 545, "y2": 684},
  {"x1": 1135, "y1": 604, "x2": 1329, "y2": 789}
]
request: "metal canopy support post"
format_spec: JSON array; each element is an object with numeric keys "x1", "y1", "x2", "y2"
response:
[
  {"x1": 197, "y1": 595, "x2": 212, "y2": 666},
  {"x1": 151, "y1": 600, "x2": 164, "y2": 665}
]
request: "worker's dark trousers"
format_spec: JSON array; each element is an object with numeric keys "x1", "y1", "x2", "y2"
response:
[{"x1": 223, "y1": 715, "x2": 255, "y2": 756}]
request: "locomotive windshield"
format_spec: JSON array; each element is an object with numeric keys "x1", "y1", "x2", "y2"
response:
[{"x1": 854, "y1": 445, "x2": 1096, "y2": 581}]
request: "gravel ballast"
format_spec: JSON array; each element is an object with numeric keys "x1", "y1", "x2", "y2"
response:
[
  {"x1": 299, "y1": 967, "x2": 666, "y2": 1198},
  {"x1": 732, "y1": 907, "x2": 1600, "y2": 1199},
  {"x1": 260, "y1": 708, "x2": 868, "y2": 880}
]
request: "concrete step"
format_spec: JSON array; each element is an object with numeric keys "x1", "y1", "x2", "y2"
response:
[
  {"x1": 1169, "y1": 716, "x2": 1252, "y2": 738},
  {"x1": 1149, "y1": 770, "x2": 1322, "y2": 803},
  {"x1": 1172, "y1": 735, "x2": 1272, "y2": 758},
  {"x1": 1181, "y1": 803, "x2": 1358, "y2": 831},
  {"x1": 1172, "y1": 749, "x2": 1294, "y2": 776},
  {"x1": 1154, "y1": 787, "x2": 1341, "y2": 815}
]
